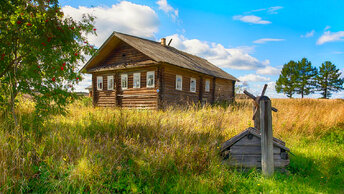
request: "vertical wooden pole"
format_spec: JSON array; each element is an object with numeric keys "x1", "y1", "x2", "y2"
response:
[
  {"x1": 253, "y1": 102, "x2": 260, "y2": 130},
  {"x1": 92, "y1": 73, "x2": 96, "y2": 107},
  {"x1": 259, "y1": 96, "x2": 274, "y2": 177}
]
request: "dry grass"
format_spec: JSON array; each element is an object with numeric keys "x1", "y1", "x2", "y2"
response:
[{"x1": 0, "y1": 98, "x2": 343, "y2": 193}]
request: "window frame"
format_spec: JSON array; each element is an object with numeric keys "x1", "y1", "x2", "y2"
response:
[
  {"x1": 205, "y1": 79, "x2": 210, "y2": 92},
  {"x1": 107, "y1": 75, "x2": 114, "y2": 90},
  {"x1": 97, "y1": 76, "x2": 103, "y2": 91},
  {"x1": 121, "y1": 74, "x2": 128, "y2": 90},
  {"x1": 176, "y1": 75, "x2": 183, "y2": 91},
  {"x1": 146, "y1": 71, "x2": 155, "y2": 88},
  {"x1": 190, "y1": 77, "x2": 196, "y2": 93},
  {"x1": 133, "y1": 72, "x2": 141, "y2": 88}
]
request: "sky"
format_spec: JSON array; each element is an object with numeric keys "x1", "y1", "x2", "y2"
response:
[{"x1": 59, "y1": 0, "x2": 344, "y2": 98}]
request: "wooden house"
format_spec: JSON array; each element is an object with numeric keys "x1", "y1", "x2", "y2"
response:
[
  {"x1": 221, "y1": 127, "x2": 290, "y2": 168},
  {"x1": 81, "y1": 32, "x2": 238, "y2": 109}
]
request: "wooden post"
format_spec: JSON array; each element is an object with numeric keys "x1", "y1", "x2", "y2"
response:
[
  {"x1": 259, "y1": 96, "x2": 274, "y2": 177},
  {"x1": 92, "y1": 73, "x2": 96, "y2": 107},
  {"x1": 253, "y1": 102, "x2": 260, "y2": 130}
]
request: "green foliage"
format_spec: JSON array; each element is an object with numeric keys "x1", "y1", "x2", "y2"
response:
[
  {"x1": 0, "y1": 0, "x2": 96, "y2": 122},
  {"x1": 295, "y1": 58, "x2": 317, "y2": 98},
  {"x1": 275, "y1": 60, "x2": 298, "y2": 98},
  {"x1": 315, "y1": 61, "x2": 344, "y2": 99}
]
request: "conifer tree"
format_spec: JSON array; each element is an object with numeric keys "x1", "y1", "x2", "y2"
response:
[{"x1": 275, "y1": 60, "x2": 298, "y2": 98}]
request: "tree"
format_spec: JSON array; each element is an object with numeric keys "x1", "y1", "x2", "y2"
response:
[
  {"x1": 315, "y1": 61, "x2": 344, "y2": 99},
  {"x1": 275, "y1": 60, "x2": 298, "y2": 98},
  {"x1": 295, "y1": 58, "x2": 317, "y2": 98},
  {"x1": 0, "y1": 0, "x2": 96, "y2": 127}
]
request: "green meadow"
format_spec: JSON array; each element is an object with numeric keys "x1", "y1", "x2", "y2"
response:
[{"x1": 0, "y1": 98, "x2": 343, "y2": 193}]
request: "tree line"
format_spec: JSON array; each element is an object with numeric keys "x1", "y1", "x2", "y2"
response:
[{"x1": 276, "y1": 58, "x2": 344, "y2": 99}]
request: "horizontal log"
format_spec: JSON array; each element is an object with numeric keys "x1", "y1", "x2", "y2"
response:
[{"x1": 230, "y1": 145, "x2": 281, "y2": 154}]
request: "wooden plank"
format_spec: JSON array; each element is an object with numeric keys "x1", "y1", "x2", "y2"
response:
[
  {"x1": 230, "y1": 145, "x2": 281, "y2": 154},
  {"x1": 260, "y1": 96, "x2": 274, "y2": 176},
  {"x1": 234, "y1": 135, "x2": 261, "y2": 146}
]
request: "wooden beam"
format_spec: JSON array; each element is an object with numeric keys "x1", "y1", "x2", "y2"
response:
[{"x1": 260, "y1": 96, "x2": 274, "y2": 177}]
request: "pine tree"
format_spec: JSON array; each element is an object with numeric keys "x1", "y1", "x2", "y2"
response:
[
  {"x1": 315, "y1": 61, "x2": 344, "y2": 99},
  {"x1": 295, "y1": 58, "x2": 317, "y2": 98},
  {"x1": 275, "y1": 60, "x2": 298, "y2": 98}
]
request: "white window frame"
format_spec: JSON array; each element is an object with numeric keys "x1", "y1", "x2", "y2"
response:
[
  {"x1": 190, "y1": 77, "x2": 196, "y2": 93},
  {"x1": 133, "y1": 73, "x2": 141, "y2": 88},
  {"x1": 205, "y1": 79, "x2": 210, "y2": 92},
  {"x1": 176, "y1": 75, "x2": 183, "y2": 91},
  {"x1": 97, "y1": 76, "x2": 103, "y2": 91},
  {"x1": 121, "y1": 74, "x2": 128, "y2": 90},
  {"x1": 146, "y1": 71, "x2": 155, "y2": 88},
  {"x1": 107, "y1": 75, "x2": 114, "y2": 90}
]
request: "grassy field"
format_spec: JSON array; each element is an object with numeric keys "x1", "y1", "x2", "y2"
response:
[{"x1": 0, "y1": 98, "x2": 343, "y2": 193}]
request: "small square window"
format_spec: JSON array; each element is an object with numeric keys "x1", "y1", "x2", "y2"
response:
[
  {"x1": 205, "y1": 79, "x2": 210, "y2": 92},
  {"x1": 121, "y1": 74, "x2": 128, "y2": 90},
  {"x1": 146, "y1": 71, "x2": 155, "y2": 88},
  {"x1": 190, "y1": 78, "x2": 196, "y2": 92},
  {"x1": 97, "y1": 76, "x2": 103, "y2": 91},
  {"x1": 176, "y1": 75, "x2": 182, "y2": 90},
  {"x1": 107, "y1": 75, "x2": 114, "y2": 90},
  {"x1": 133, "y1": 73, "x2": 141, "y2": 88}
]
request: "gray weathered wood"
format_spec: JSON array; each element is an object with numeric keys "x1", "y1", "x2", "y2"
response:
[
  {"x1": 230, "y1": 145, "x2": 281, "y2": 154},
  {"x1": 244, "y1": 90, "x2": 256, "y2": 100},
  {"x1": 260, "y1": 96, "x2": 274, "y2": 176},
  {"x1": 234, "y1": 135, "x2": 261, "y2": 146}
]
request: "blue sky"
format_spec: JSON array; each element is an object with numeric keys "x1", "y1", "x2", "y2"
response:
[{"x1": 60, "y1": 0, "x2": 344, "y2": 98}]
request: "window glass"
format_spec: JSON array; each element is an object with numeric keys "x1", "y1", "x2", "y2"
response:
[
  {"x1": 146, "y1": 71, "x2": 155, "y2": 88},
  {"x1": 121, "y1": 74, "x2": 128, "y2": 89},
  {"x1": 205, "y1": 79, "x2": 210, "y2": 92},
  {"x1": 107, "y1": 75, "x2": 114, "y2": 90},
  {"x1": 190, "y1": 78, "x2": 196, "y2": 92},
  {"x1": 97, "y1": 76, "x2": 103, "y2": 91},
  {"x1": 133, "y1": 73, "x2": 141, "y2": 88},
  {"x1": 176, "y1": 75, "x2": 182, "y2": 90}
]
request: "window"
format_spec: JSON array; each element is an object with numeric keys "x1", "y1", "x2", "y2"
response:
[
  {"x1": 146, "y1": 71, "x2": 155, "y2": 88},
  {"x1": 205, "y1": 79, "x2": 210, "y2": 92},
  {"x1": 133, "y1": 73, "x2": 141, "y2": 88},
  {"x1": 107, "y1": 75, "x2": 114, "y2": 90},
  {"x1": 121, "y1": 74, "x2": 128, "y2": 90},
  {"x1": 176, "y1": 75, "x2": 182, "y2": 90},
  {"x1": 190, "y1": 78, "x2": 196, "y2": 92},
  {"x1": 97, "y1": 76, "x2": 103, "y2": 91}
]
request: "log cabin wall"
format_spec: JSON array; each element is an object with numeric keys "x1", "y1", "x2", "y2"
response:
[
  {"x1": 101, "y1": 41, "x2": 151, "y2": 66},
  {"x1": 160, "y1": 64, "x2": 215, "y2": 107},
  {"x1": 92, "y1": 66, "x2": 159, "y2": 109},
  {"x1": 214, "y1": 78, "x2": 235, "y2": 102}
]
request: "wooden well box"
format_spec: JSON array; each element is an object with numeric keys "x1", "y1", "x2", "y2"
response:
[{"x1": 221, "y1": 127, "x2": 289, "y2": 168}]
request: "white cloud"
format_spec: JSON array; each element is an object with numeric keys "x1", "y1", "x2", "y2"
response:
[
  {"x1": 62, "y1": 1, "x2": 159, "y2": 47},
  {"x1": 256, "y1": 65, "x2": 280, "y2": 75},
  {"x1": 301, "y1": 30, "x2": 315, "y2": 38},
  {"x1": 253, "y1": 38, "x2": 285, "y2": 44},
  {"x1": 324, "y1": 26, "x2": 331, "y2": 31},
  {"x1": 317, "y1": 31, "x2": 344, "y2": 45},
  {"x1": 233, "y1": 15, "x2": 271, "y2": 24},
  {"x1": 238, "y1": 74, "x2": 270, "y2": 82},
  {"x1": 166, "y1": 34, "x2": 270, "y2": 70},
  {"x1": 246, "y1": 6, "x2": 283, "y2": 15},
  {"x1": 156, "y1": 0, "x2": 178, "y2": 20}
]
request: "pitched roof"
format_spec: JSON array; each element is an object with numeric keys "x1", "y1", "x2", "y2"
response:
[
  {"x1": 221, "y1": 127, "x2": 289, "y2": 152},
  {"x1": 81, "y1": 31, "x2": 238, "y2": 81}
]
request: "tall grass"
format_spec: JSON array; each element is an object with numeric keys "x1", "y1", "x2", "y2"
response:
[{"x1": 0, "y1": 98, "x2": 343, "y2": 193}]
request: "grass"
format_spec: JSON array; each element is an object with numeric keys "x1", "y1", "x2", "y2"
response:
[{"x1": 0, "y1": 98, "x2": 343, "y2": 193}]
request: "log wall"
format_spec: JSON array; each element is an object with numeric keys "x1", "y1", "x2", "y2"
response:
[{"x1": 214, "y1": 78, "x2": 235, "y2": 102}]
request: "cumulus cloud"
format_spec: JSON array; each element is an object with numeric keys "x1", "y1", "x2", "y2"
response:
[
  {"x1": 253, "y1": 38, "x2": 285, "y2": 44},
  {"x1": 62, "y1": 1, "x2": 159, "y2": 47},
  {"x1": 233, "y1": 15, "x2": 271, "y2": 24},
  {"x1": 317, "y1": 31, "x2": 344, "y2": 45},
  {"x1": 324, "y1": 26, "x2": 331, "y2": 31},
  {"x1": 256, "y1": 65, "x2": 281, "y2": 75},
  {"x1": 300, "y1": 30, "x2": 315, "y2": 38},
  {"x1": 156, "y1": 0, "x2": 178, "y2": 20},
  {"x1": 238, "y1": 74, "x2": 270, "y2": 82},
  {"x1": 166, "y1": 34, "x2": 270, "y2": 70}
]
